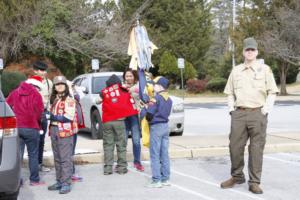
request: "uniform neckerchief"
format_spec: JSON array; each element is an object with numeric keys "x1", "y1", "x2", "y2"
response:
[{"x1": 158, "y1": 91, "x2": 169, "y2": 101}]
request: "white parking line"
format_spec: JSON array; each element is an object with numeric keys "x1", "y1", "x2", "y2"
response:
[
  {"x1": 140, "y1": 161, "x2": 264, "y2": 200},
  {"x1": 171, "y1": 169, "x2": 265, "y2": 200},
  {"x1": 277, "y1": 153, "x2": 300, "y2": 159},
  {"x1": 128, "y1": 167, "x2": 217, "y2": 200},
  {"x1": 265, "y1": 155, "x2": 300, "y2": 166}
]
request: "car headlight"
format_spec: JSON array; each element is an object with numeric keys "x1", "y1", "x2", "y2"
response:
[{"x1": 172, "y1": 103, "x2": 184, "y2": 113}]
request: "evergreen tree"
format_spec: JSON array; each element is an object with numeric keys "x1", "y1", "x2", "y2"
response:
[{"x1": 119, "y1": 0, "x2": 213, "y2": 76}]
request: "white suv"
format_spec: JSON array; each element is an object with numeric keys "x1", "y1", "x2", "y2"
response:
[{"x1": 72, "y1": 72, "x2": 184, "y2": 139}]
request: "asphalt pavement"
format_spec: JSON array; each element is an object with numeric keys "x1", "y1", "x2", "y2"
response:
[
  {"x1": 19, "y1": 153, "x2": 300, "y2": 200},
  {"x1": 19, "y1": 90, "x2": 300, "y2": 200}
]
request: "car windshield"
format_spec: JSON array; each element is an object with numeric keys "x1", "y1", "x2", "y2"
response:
[{"x1": 92, "y1": 76, "x2": 123, "y2": 94}]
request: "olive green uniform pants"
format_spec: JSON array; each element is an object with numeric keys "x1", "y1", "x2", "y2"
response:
[
  {"x1": 229, "y1": 109, "x2": 267, "y2": 185},
  {"x1": 103, "y1": 120, "x2": 127, "y2": 173}
]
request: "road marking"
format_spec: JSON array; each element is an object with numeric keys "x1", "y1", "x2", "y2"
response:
[
  {"x1": 265, "y1": 155, "x2": 300, "y2": 166},
  {"x1": 171, "y1": 169, "x2": 265, "y2": 200},
  {"x1": 278, "y1": 153, "x2": 300, "y2": 159},
  {"x1": 128, "y1": 167, "x2": 217, "y2": 200},
  {"x1": 140, "y1": 161, "x2": 264, "y2": 200}
]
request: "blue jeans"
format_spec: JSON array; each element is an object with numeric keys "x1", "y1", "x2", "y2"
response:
[
  {"x1": 125, "y1": 115, "x2": 142, "y2": 165},
  {"x1": 19, "y1": 128, "x2": 40, "y2": 182},
  {"x1": 150, "y1": 123, "x2": 170, "y2": 182}
]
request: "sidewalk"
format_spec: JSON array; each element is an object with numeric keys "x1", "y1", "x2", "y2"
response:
[
  {"x1": 184, "y1": 93, "x2": 300, "y2": 104},
  {"x1": 39, "y1": 132, "x2": 300, "y2": 166},
  {"x1": 184, "y1": 84, "x2": 300, "y2": 104},
  {"x1": 37, "y1": 84, "x2": 300, "y2": 166}
]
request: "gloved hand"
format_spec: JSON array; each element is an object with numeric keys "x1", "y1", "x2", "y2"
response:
[
  {"x1": 146, "y1": 112, "x2": 154, "y2": 122},
  {"x1": 45, "y1": 111, "x2": 51, "y2": 120}
]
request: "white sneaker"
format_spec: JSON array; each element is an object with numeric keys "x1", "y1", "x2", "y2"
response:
[
  {"x1": 162, "y1": 180, "x2": 171, "y2": 186},
  {"x1": 146, "y1": 181, "x2": 162, "y2": 188}
]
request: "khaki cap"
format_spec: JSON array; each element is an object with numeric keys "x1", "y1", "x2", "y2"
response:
[
  {"x1": 243, "y1": 37, "x2": 258, "y2": 50},
  {"x1": 53, "y1": 76, "x2": 67, "y2": 85}
]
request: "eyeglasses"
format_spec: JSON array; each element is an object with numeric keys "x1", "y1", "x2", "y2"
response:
[{"x1": 245, "y1": 48, "x2": 256, "y2": 52}]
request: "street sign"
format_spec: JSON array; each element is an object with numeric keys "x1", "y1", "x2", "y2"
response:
[
  {"x1": 0, "y1": 58, "x2": 3, "y2": 70},
  {"x1": 91, "y1": 59, "x2": 100, "y2": 70},
  {"x1": 178, "y1": 58, "x2": 185, "y2": 69}
]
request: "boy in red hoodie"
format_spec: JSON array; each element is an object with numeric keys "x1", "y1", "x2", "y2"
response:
[{"x1": 6, "y1": 76, "x2": 44, "y2": 186}]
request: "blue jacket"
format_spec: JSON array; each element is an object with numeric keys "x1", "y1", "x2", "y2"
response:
[{"x1": 146, "y1": 91, "x2": 172, "y2": 125}]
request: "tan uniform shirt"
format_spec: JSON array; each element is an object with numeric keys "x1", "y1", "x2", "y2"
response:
[
  {"x1": 40, "y1": 78, "x2": 53, "y2": 110},
  {"x1": 224, "y1": 60, "x2": 279, "y2": 108}
]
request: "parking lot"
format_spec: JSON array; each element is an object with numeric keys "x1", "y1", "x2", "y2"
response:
[{"x1": 19, "y1": 152, "x2": 300, "y2": 200}]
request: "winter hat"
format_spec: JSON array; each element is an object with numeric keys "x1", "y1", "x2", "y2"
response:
[
  {"x1": 26, "y1": 75, "x2": 44, "y2": 89},
  {"x1": 106, "y1": 74, "x2": 122, "y2": 87},
  {"x1": 33, "y1": 61, "x2": 48, "y2": 71},
  {"x1": 153, "y1": 76, "x2": 169, "y2": 89},
  {"x1": 53, "y1": 76, "x2": 67, "y2": 85}
]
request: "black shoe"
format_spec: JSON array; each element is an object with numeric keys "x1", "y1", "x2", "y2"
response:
[
  {"x1": 104, "y1": 171, "x2": 113, "y2": 175},
  {"x1": 116, "y1": 169, "x2": 128, "y2": 175},
  {"x1": 48, "y1": 182, "x2": 62, "y2": 191}
]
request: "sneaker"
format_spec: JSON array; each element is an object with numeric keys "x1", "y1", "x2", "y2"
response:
[
  {"x1": 134, "y1": 163, "x2": 144, "y2": 172},
  {"x1": 59, "y1": 184, "x2": 71, "y2": 194},
  {"x1": 71, "y1": 174, "x2": 83, "y2": 182},
  {"x1": 30, "y1": 181, "x2": 45, "y2": 186},
  {"x1": 161, "y1": 180, "x2": 171, "y2": 186},
  {"x1": 48, "y1": 182, "x2": 62, "y2": 191},
  {"x1": 146, "y1": 181, "x2": 162, "y2": 188},
  {"x1": 39, "y1": 164, "x2": 50, "y2": 172}
]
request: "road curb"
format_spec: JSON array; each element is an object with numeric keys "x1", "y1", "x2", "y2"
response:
[{"x1": 39, "y1": 143, "x2": 300, "y2": 167}]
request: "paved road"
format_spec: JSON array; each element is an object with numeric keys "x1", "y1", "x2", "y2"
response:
[
  {"x1": 184, "y1": 101, "x2": 300, "y2": 136},
  {"x1": 19, "y1": 152, "x2": 300, "y2": 200}
]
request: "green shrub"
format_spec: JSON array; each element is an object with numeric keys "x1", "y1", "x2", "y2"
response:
[
  {"x1": 1, "y1": 71, "x2": 27, "y2": 97},
  {"x1": 206, "y1": 77, "x2": 227, "y2": 92}
]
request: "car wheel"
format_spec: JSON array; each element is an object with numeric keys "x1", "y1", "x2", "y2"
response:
[
  {"x1": 91, "y1": 109, "x2": 103, "y2": 139},
  {"x1": 171, "y1": 131, "x2": 183, "y2": 136},
  {"x1": 0, "y1": 189, "x2": 19, "y2": 200}
]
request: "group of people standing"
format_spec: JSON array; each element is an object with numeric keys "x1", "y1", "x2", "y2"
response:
[
  {"x1": 100, "y1": 69, "x2": 173, "y2": 188},
  {"x1": 6, "y1": 36, "x2": 277, "y2": 195},
  {"x1": 7, "y1": 61, "x2": 84, "y2": 194},
  {"x1": 6, "y1": 61, "x2": 174, "y2": 193}
]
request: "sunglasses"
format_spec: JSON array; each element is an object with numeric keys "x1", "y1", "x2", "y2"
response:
[{"x1": 245, "y1": 48, "x2": 256, "y2": 52}]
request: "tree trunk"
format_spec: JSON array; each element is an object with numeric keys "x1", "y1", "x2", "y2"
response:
[{"x1": 279, "y1": 62, "x2": 288, "y2": 95}]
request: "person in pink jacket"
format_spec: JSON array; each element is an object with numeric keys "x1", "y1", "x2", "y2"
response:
[{"x1": 6, "y1": 76, "x2": 45, "y2": 186}]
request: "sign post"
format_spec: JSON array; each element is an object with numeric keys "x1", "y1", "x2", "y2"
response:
[
  {"x1": 177, "y1": 58, "x2": 185, "y2": 99},
  {"x1": 91, "y1": 59, "x2": 100, "y2": 72},
  {"x1": 177, "y1": 58, "x2": 185, "y2": 89}
]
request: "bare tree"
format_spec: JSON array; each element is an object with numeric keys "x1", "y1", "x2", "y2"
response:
[
  {"x1": 0, "y1": 0, "x2": 153, "y2": 67},
  {"x1": 261, "y1": 0, "x2": 300, "y2": 95}
]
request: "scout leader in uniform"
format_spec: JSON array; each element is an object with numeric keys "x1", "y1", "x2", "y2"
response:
[
  {"x1": 32, "y1": 61, "x2": 53, "y2": 173},
  {"x1": 221, "y1": 37, "x2": 279, "y2": 194},
  {"x1": 100, "y1": 74, "x2": 138, "y2": 175},
  {"x1": 47, "y1": 76, "x2": 78, "y2": 194}
]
